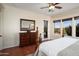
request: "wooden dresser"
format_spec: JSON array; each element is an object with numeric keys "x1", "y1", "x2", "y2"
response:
[{"x1": 19, "y1": 28, "x2": 38, "y2": 47}]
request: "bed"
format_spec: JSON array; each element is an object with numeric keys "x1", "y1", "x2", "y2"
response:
[{"x1": 34, "y1": 36, "x2": 79, "y2": 56}]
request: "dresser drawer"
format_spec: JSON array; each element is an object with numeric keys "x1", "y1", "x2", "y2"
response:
[{"x1": 19, "y1": 30, "x2": 38, "y2": 47}]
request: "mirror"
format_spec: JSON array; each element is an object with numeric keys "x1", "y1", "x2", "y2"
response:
[{"x1": 20, "y1": 19, "x2": 35, "y2": 31}]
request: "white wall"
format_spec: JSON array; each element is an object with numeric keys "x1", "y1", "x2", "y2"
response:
[
  {"x1": 50, "y1": 7, "x2": 79, "y2": 39},
  {"x1": 2, "y1": 4, "x2": 51, "y2": 49}
]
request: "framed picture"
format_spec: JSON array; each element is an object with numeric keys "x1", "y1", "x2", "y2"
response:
[{"x1": 20, "y1": 19, "x2": 35, "y2": 31}]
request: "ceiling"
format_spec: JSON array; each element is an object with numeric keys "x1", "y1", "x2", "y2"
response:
[{"x1": 5, "y1": 3, "x2": 79, "y2": 16}]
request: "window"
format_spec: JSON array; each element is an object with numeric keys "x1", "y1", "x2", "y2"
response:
[
  {"x1": 53, "y1": 16, "x2": 79, "y2": 37},
  {"x1": 62, "y1": 18, "x2": 72, "y2": 36},
  {"x1": 54, "y1": 20, "x2": 61, "y2": 34},
  {"x1": 74, "y1": 16, "x2": 79, "y2": 37}
]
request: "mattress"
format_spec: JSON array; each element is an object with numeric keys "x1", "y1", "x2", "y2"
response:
[{"x1": 58, "y1": 40, "x2": 79, "y2": 56}]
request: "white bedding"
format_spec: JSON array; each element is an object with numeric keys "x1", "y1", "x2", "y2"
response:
[{"x1": 35, "y1": 36, "x2": 79, "y2": 56}]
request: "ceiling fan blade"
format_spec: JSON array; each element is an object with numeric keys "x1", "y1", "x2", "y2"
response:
[
  {"x1": 54, "y1": 3, "x2": 60, "y2": 5},
  {"x1": 55, "y1": 6, "x2": 62, "y2": 9},
  {"x1": 40, "y1": 6, "x2": 49, "y2": 9},
  {"x1": 49, "y1": 3, "x2": 60, "y2": 6}
]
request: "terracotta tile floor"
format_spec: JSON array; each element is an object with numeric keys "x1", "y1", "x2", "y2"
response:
[{"x1": 0, "y1": 45, "x2": 36, "y2": 56}]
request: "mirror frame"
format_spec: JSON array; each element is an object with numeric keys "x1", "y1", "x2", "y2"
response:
[{"x1": 20, "y1": 19, "x2": 35, "y2": 31}]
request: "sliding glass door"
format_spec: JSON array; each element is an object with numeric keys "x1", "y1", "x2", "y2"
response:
[{"x1": 44, "y1": 20, "x2": 48, "y2": 38}]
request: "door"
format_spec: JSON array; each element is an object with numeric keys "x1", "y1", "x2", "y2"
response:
[
  {"x1": 0, "y1": 5, "x2": 3, "y2": 50},
  {"x1": 44, "y1": 20, "x2": 48, "y2": 38},
  {"x1": 0, "y1": 19, "x2": 3, "y2": 50}
]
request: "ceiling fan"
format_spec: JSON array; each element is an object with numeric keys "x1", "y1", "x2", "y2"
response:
[{"x1": 40, "y1": 3, "x2": 62, "y2": 12}]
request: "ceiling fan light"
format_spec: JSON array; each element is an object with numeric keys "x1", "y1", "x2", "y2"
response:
[{"x1": 49, "y1": 6, "x2": 55, "y2": 10}]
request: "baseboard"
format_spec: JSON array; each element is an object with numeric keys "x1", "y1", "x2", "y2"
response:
[{"x1": 2, "y1": 44, "x2": 19, "y2": 50}]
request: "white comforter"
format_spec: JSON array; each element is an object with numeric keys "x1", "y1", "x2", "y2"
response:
[{"x1": 35, "y1": 36, "x2": 79, "y2": 56}]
